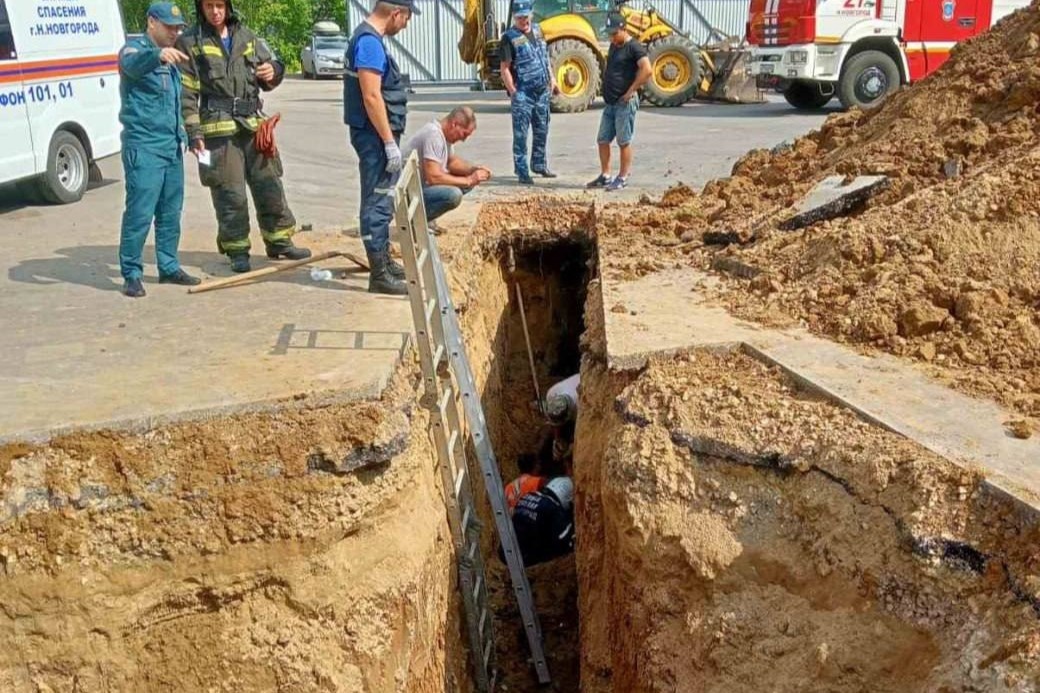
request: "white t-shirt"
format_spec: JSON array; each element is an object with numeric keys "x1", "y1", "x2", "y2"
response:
[
  {"x1": 405, "y1": 121, "x2": 451, "y2": 184},
  {"x1": 546, "y1": 374, "x2": 580, "y2": 407}
]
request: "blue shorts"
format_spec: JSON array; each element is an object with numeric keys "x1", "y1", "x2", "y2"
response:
[{"x1": 597, "y1": 98, "x2": 639, "y2": 146}]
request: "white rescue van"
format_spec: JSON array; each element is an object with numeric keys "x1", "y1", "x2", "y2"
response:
[{"x1": 0, "y1": 0, "x2": 123, "y2": 203}]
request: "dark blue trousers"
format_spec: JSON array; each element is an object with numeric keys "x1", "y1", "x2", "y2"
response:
[
  {"x1": 349, "y1": 127, "x2": 401, "y2": 255},
  {"x1": 119, "y1": 147, "x2": 184, "y2": 280}
]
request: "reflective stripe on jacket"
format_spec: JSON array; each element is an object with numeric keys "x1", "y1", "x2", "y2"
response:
[{"x1": 176, "y1": 19, "x2": 284, "y2": 141}]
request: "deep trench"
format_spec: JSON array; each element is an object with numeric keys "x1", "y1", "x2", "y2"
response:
[{"x1": 473, "y1": 235, "x2": 594, "y2": 692}]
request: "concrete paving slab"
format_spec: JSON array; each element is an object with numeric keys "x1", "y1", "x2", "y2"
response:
[
  {"x1": 1, "y1": 82, "x2": 830, "y2": 440},
  {"x1": 779, "y1": 175, "x2": 889, "y2": 230},
  {"x1": 602, "y1": 267, "x2": 1040, "y2": 512}
]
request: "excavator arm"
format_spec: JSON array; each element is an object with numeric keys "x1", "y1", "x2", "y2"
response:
[{"x1": 459, "y1": 0, "x2": 489, "y2": 64}]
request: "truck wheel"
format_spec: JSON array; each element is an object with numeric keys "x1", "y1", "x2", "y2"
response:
[
  {"x1": 641, "y1": 34, "x2": 702, "y2": 107},
  {"x1": 549, "y1": 39, "x2": 600, "y2": 113},
  {"x1": 838, "y1": 50, "x2": 900, "y2": 110},
  {"x1": 782, "y1": 81, "x2": 832, "y2": 109},
  {"x1": 37, "y1": 130, "x2": 89, "y2": 204}
]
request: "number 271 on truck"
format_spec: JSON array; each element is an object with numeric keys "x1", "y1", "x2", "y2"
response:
[{"x1": 746, "y1": 0, "x2": 1029, "y2": 110}]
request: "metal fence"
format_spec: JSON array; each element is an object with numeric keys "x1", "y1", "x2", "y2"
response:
[{"x1": 347, "y1": 0, "x2": 750, "y2": 84}]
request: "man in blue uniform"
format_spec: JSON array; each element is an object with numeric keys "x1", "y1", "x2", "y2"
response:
[
  {"x1": 118, "y1": 2, "x2": 199, "y2": 298},
  {"x1": 343, "y1": 0, "x2": 418, "y2": 296},
  {"x1": 511, "y1": 476, "x2": 575, "y2": 567},
  {"x1": 499, "y1": 0, "x2": 558, "y2": 185}
]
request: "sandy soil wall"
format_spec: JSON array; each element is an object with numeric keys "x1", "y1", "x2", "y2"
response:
[
  {"x1": 575, "y1": 346, "x2": 1040, "y2": 692},
  {"x1": 0, "y1": 368, "x2": 464, "y2": 692}
]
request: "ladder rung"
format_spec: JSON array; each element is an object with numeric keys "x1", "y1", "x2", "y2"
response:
[
  {"x1": 407, "y1": 193, "x2": 421, "y2": 219},
  {"x1": 454, "y1": 458, "x2": 467, "y2": 494},
  {"x1": 478, "y1": 608, "x2": 489, "y2": 636},
  {"x1": 438, "y1": 386, "x2": 453, "y2": 418},
  {"x1": 417, "y1": 247, "x2": 429, "y2": 270},
  {"x1": 432, "y1": 344, "x2": 445, "y2": 373},
  {"x1": 425, "y1": 297, "x2": 437, "y2": 323},
  {"x1": 472, "y1": 574, "x2": 483, "y2": 602},
  {"x1": 483, "y1": 637, "x2": 493, "y2": 666},
  {"x1": 460, "y1": 504, "x2": 472, "y2": 533}
]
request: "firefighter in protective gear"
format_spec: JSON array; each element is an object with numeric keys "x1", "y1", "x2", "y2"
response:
[
  {"x1": 177, "y1": 0, "x2": 310, "y2": 273},
  {"x1": 499, "y1": 0, "x2": 558, "y2": 185},
  {"x1": 343, "y1": 0, "x2": 418, "y2": 295}
]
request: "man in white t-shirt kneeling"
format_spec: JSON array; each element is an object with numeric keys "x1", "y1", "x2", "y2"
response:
[{"x1": 405, "y1": 106, "x2": 491, "y2": 231}]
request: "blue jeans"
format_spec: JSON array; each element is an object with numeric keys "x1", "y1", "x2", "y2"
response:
[
  {"x1": 349, "y1": 126, "x2": 400, "y2": 255},
  {"x1": 597, "y1": 98, "x2": 639, "y2": 146},
  {"x1": 119, "y1": 147, "x2": 184, "y2": 280},
  {"x1": 510, "y1": 88, "x2": 550, "y2": 176},
  {"x1": 423, "y1": 185, "x2": 467, "y2": 221}
]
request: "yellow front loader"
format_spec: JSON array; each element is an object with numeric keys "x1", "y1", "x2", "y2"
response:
[{"x1": 459, "y1": 0, "x2": 761, "y2": 113}]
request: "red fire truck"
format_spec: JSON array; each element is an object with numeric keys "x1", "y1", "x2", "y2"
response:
[{"x1": 746, "y1": 0, "x2": 1028, "y2": 110}]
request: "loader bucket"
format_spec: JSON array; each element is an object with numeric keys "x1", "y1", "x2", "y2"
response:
[{"x1": 703, "y1": 46, "x2": 764, "y2": 104}]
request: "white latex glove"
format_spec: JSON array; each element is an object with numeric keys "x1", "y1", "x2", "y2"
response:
[{"x1": 384, "y1": 141, "x2": 403, "y2": 174}]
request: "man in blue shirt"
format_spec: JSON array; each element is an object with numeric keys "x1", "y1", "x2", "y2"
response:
[
  {"x1": 117, "y1": 2, "x2": 199, "y2": 298},
  {"x1": 343, "y1": 0, "x2": 418, "y2": 295}
]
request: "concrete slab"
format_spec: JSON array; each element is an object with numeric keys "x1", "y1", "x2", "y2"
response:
[
  {"x1": 1, "y1": 82, "x2": 830, "y2": 440},
  {"x1": 602, "y1": 268, "x2": 1040, "y2": 512},
  {"x1": 779, "y1": 175, "x2": 889, "y2": 230}
]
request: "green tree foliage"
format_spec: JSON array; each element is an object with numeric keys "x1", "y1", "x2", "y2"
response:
[{"x1": 119, "y1": 0, "x2": 349, "y2": 71}]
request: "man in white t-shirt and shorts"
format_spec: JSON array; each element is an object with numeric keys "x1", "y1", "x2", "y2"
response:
[{"x1": 405, "y1": 106, "x2": 491, "y2": 231}]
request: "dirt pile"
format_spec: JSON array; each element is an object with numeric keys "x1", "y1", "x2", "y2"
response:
[
  {"x1": 0, "y1": 371, "x2": 464, "y2": 692},
  {"x1": 576, "y1": 348, "x2": 1040, "y2": 692},
  {"x1": 596, "y1": 3, "x2": 1040, "y2": 417}
]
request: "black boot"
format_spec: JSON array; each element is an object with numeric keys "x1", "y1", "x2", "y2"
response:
[
  {"x1": 266, "y1": 243, "x2": 312, "y2": 261},
  {"x1": 229, "y1": 254, "x2": 251, "y2": 273},
  {"x1": 367, "y1": 252, "x2": 408, "y2": 295},
  {"x1": 384, "y1": 249, "x2": 406, "y2": 280}
]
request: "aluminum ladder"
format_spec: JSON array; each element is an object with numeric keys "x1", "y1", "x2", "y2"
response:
[{"x1": 392, "y1": 153, "x2": 552, "y2": 689}]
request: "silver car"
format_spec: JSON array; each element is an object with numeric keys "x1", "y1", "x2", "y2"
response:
[{"x1": 300, "y1": 34, "x2": 349, "y2": 79}]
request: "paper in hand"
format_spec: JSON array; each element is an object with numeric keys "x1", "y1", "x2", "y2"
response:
[{"x1": 197, "y1": 149, "x2": 211, "y2": 166}]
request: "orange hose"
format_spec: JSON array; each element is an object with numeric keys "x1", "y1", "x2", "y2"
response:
[{"x1": 254, "y1": 113, "x2": 281, "y2": 159}]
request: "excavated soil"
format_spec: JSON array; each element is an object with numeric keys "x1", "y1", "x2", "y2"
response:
[
  {"x1": 576, "y1": 345, "x2": 1040, "y2": 692},
  {"x1": 0, "y1": 370, "x2": 465, "y2": 692},
  {"x1": 469, "y1": 200, "x2": 1040, "y2": 691},
  {"x1": 591, "y1": 1, "x2": 1040, "y2": 421}
]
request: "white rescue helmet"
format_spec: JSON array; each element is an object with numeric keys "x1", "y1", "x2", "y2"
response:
[{"x1": 545, "y1": 476, "x2": 574, "y2": 509}]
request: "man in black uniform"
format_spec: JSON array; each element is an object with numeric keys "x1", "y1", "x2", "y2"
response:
[{"x1": 585, "y1": 13, "x2": 652, "y2": 192}]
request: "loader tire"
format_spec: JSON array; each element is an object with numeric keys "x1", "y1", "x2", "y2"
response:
[
  {"x1": 549, "y1": 39, "x2": 600, "y2": 113},
  {"x1": 782, "y1": 81, "x2": 832, "y2": 110},
  {"x1": 838, "y1": 50, "x2": 900, "y2": 110},
  {"x1": 641, "y1": 34, "x2": 702, "y2": 107}
]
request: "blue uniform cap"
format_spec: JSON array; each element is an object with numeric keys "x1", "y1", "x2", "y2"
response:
[
  {"x1": 382, "y1": 0, "x2": 422, "y2": 15},
  {"x1": 147, "y1": 2, "x2": 187, "y2": 26},
  {"x1": 513, "y1": 0, "x2": 533, "y2": 16}
]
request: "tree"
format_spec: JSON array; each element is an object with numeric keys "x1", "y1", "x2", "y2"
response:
[
  {"x1": 119, "y1": 0, "x2": 152, "y2": 32},
  {"x1": 118, "y1": 0, "x2": 347, "y2": 70}
]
